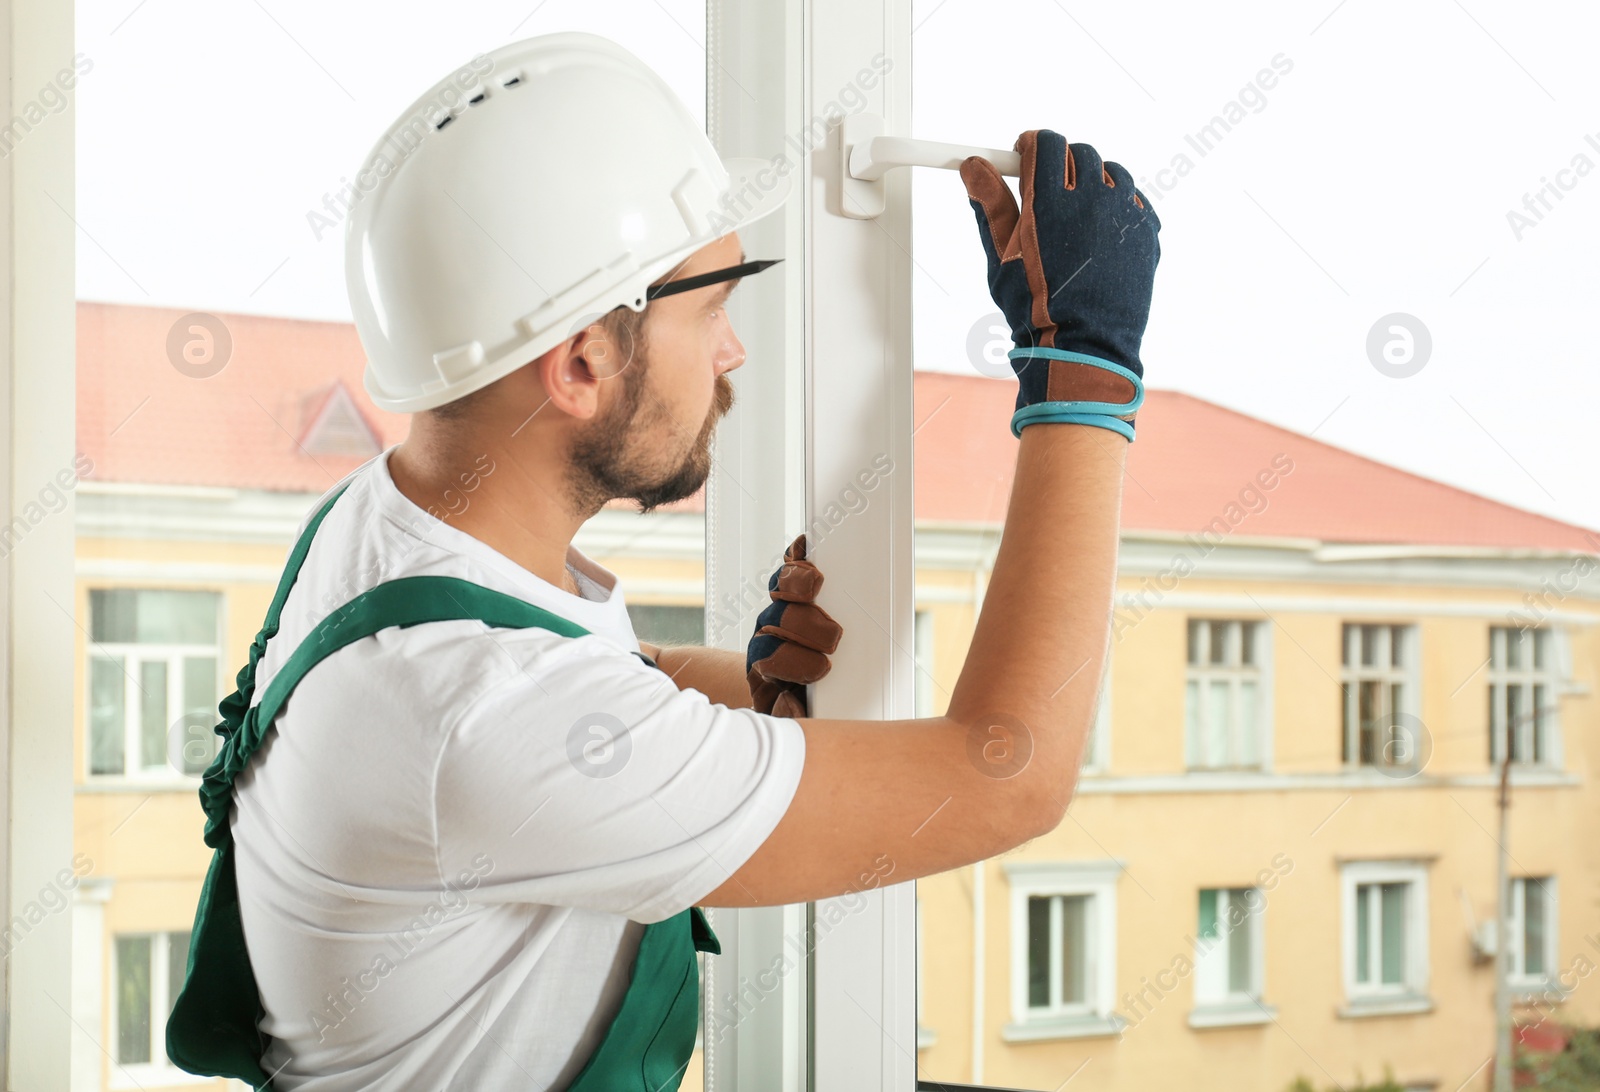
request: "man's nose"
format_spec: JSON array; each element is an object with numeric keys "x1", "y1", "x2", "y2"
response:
[{"x1": 714, "y1": 326, "x2": 746, "y2": 376}]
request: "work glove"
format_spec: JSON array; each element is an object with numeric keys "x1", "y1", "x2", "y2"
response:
[
  {"x1": 959, "y1": 129, "x2": 1160, "y2": 439},
  {"x1": 745, "y1": 534, "x2": 843, "y2": 718}
]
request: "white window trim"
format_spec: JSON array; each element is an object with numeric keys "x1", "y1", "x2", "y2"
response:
[
  {"x1": 1001, "y1": 860, "x2": 1123, "y2": 1041},
  {"x1": 1488, "y1": 625, "x2": 1564, "y2": 769},
  {"x1": 1339, "y1": 860, "x2": 1432, "y2": 1016},
  {"x1": 1340, "y1": 622, "x2": 1421, "y2": 772},
  {"x1": 1184, "y1": 618, "x2": 1271, "y2": 772},
  {"x1": 1508, "y1": 875, "x2": 1558, "y2": 990}
]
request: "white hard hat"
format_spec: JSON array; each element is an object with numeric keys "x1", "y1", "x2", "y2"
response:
[{"x1": 345, "y1": 31, "x2": 792, "y2": 414}]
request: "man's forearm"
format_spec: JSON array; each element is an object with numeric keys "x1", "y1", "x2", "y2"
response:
[{"x1": 643, "y1": 643, "x2": 754, "y2": 710}]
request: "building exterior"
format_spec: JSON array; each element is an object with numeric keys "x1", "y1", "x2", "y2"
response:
[{"x1": 65, "y1": 302, "x2": 1599, "y2": 1091}]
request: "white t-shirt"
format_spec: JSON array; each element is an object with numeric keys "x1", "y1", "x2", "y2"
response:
[{"x1": 231, "y1": 445, "x2": 807, "y2": 1090}]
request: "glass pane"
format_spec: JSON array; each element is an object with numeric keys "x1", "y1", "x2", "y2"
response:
[
  {"x1": 1240, "y1": 622, "x2": 1256, "y2": 666},
  {"x1": 91, "y1": 587, "x2": 218, "y2": 645},
  {"x1": 1237, "y1": 680, "x2": 1259, "y2": 766},
  {"x1": 1532, "y1": 684, "x2": 1546, "y2": 763},
  {"x1": 139, "y1": 659, "x2": 168, "y2": 770},
  {"x1": 1227, "y1": 889, "x2": 1253, "y2": 994},
  {"x1": 1026, "y1": 896, "x2": 1049, "y2": 1007},
  {"x1": 1524, "y1": 882, "x2": 1547, "y2": 977},
  {"x1": 1380, "y1": 883, "x2": 1406, "y2": 985},
  {"x1": 1386, "y1": 683, "x2": 1405, "y2": 766},
  {"x1": 1355, "y1": 885, "x2": 1371, "y2": 984},
  {"x1": 1341, "y1": 623, "x2": 1353, "y2": 667},
  {"x1": 1389, "y1": 625, "x2": 1405, "y2": 667},
  {"x1": 1060, "y1": 896, "x2": 1087, "y2": 1005},
  {"x1": 1185, "y1": 679, "x2": 1201, "y2": 767},
  {"x1": 1187, "y1": 618, "x2": 1202, "y2": 665},
  {"x1": 1534, "y1": 629, "x2": 1550, "y2": 669},
  {"x1": 1488, "y1": 684, "x2": 1498, "y2": 763},
  {"x1": 1358, "y1": 681, "x2": 1378, "y2": 765},
  {"x1": 89, "y1": 656, "x2": 127, "y2": 776},
  {"x1": 1341, "y1": 680, "x2": 1350, "y2": 759},
  {"x1": 115, "y1": 935, "x2": 152, "y2": 1064},
  {"x1": 1505, "y1": 627, "x2": 1522, "y2": 669},
  {"x1": 1507, "y1": 685, "x2": 1524, "y2": 761},
  {"x1": 1206, "y1": 680, "x2": 1230, "y2": 766},
  {"x1": 625, "y1": 603, "x2": 706, "y2": 647},
  {"x1": 1360, "y1": 624, "x2": 1377, "y2": 667},
  {"x1": 181, "y1": 656, "x2": 219, "y2": 775},
  {"x1": 1209, "y1": 620, "x2": 1228, "y2": 665},
  {"x1": 167, "y1": 931, "x2": 192, "y2": 1018},
  {"x1": 1198, "y1": 888, "x2": 1219, "y2": 939}
]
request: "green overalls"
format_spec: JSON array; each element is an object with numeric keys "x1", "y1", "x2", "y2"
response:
[{"x1": 166, "y1": 480, "x2": 720, "y2": 1090}]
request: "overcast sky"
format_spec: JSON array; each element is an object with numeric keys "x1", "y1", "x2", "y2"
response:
[{"x1": 76, "y1": 0, "x2": 1599, "y2": 533}]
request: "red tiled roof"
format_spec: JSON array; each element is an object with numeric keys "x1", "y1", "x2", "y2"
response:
[
  {"x1": 78, "y1": 302, "x2": 1600, "y2": 553},
  {"x1": 912, "y1": 371, "x2": 1599, "y2": 552}
]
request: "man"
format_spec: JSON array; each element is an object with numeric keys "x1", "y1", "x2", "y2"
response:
[{"x1": 172, "y1": 27, "x2": 1160, "y2": 1092}]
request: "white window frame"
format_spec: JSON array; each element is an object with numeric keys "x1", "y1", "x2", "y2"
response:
[
  {"x1": 5, "y1": 0, "x2": 79, "y2": 1082},
  {"x1": 86, "y1": 588, "x2": 223, "y2": 781},
  {"x1": 1000, "y1": 860, "x2": 1122, "y2": 1041},
  {"x1": 1340, "y1": 622, "x2": 1422, "y2": 773},
  {"x1": 1184, "y1": 618, "x2": 1270, "y2": 771},
  {"x1": 1190, "y1": 886, "x2": 1269, "y2": 1026},
  {"x1": 1488, "y1": 626, "x2": 1564, "y2": 768},
  {"x1": 108, "y1": 930, "x2": 208, "y2": 1088},
  {"x1": 1340, "y1": 860, "x2": 1432, "y2": 1015},
  {"x1": 703, "y1": 1, "x2": 918, "y2": 1087},
  {"x1": 1508, "y1": 875, "x2": 1557, "y2": 989}
]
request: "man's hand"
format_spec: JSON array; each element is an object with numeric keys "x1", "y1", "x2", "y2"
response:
[{"x1": 746, "y1": 534, "x2": 843, "y2": 717}]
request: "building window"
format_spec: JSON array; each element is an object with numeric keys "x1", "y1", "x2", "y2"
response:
[
  {"x1": 1194, "y1": 888, "x2": 1263, "y2": 1005},
  {"x1": 88, "y1": 588, "x2": 222, "y2": 779},
  {"x1": 1184, "y1": 619, "x2": 1265, "y2": 770},
  {"x1": 1488, "y1": 627, "x2": 1561, "y2": 767},
  {"x1": 1509, "y1": 877, "x2": 1556, "y2": 987},
  {"x1": 626, "y1": 603, "x2": 705, "y2": 647},
  {"x1": 1002, "y1": 861, "x2": 1122, "y2": 1040},
  {"x1": 1340, "y1": 623, "x2": 1420, "y2": 772},
  {"x1": 113, "y1": 930, "x2": 191, "y2": 1073},
  {"x1": 1340, "y1": 861, "x2": 1431, "y2": 1015}
]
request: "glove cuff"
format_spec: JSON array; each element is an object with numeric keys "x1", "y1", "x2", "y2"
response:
[{"x1": 1007, "y1": 348, "x2": 1144, "y2": 442}]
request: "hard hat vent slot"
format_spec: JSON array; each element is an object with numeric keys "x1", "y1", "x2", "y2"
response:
[
  {"x1": 501, "y1": 76, "x2": 522, "y2": 88},
  {"x1": 435, "y1": 114, "x2": 454, "y2": 131},
  {"x1": 469, "y1": 93, "x2": 485, "y2": 105}
]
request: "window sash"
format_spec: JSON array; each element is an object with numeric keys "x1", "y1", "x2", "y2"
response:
[
  {"x1": 1184, "y1": 620, "x2": 1263, "y2": 769},
  {"x1": 1340, "y1": 623, "x2": 1416, "y2": 769},
  {"x1": 88, "y1": 643, "x2": 220, "y2": 779},
  {"x1": 112, "y1": 931, "x2": 190, "y2": 1070},
  {"x1": 1024, "y1": 893, "x2": 1095, "y2": 1017},
  {"x1": 1195, "y1": 887, "x2": 1261, "y2": 1005},
  {"x1": 1488, "y1": 627, "x2": 1561, "y2": 766}
]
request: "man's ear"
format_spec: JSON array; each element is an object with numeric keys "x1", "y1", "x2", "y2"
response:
[{"x1": 539, "y1": 330, "x2": 602, "y2": 422}]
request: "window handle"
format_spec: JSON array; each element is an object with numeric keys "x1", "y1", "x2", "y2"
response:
[{"x1": 839, "y1": 111, "x2": 1021, "y2": 219}]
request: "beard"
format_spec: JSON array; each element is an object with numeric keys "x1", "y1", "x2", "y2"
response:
[{"x1": 565, "y1": 349, "x2": 735, "y2": 517}]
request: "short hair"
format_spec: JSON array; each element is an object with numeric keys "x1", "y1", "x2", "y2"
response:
[{"x1": 424, "y1": 303, "x2": 652, "y2": 422}]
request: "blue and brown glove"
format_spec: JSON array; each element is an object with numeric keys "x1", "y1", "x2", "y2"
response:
[
  {"x1": 959, "y1": 129, "x2": 1160, "y2": 441},
  {"x1": 745, "y1": 533, "x2": 843, "y2": 718}
]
